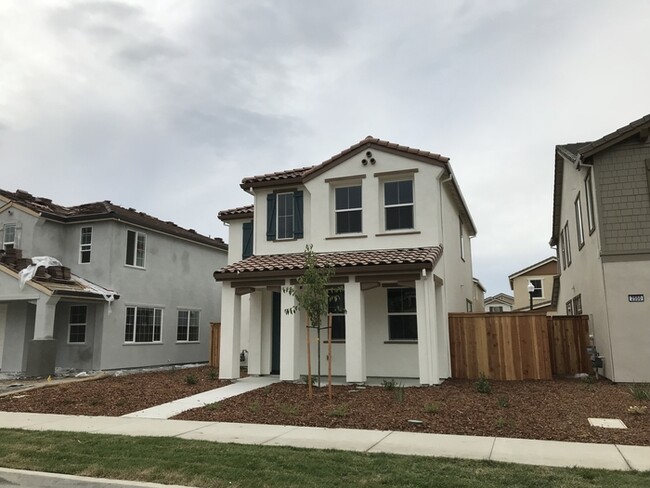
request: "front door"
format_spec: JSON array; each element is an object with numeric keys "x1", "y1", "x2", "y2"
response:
[{"x1": 271, "y1": 292, "x2": 281, "y2": 374}]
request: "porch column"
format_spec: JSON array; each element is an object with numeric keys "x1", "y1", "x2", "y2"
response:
[
  {"x1": 219, "y1": 284, "x2": 242, "y2": 380},
  {"x1": 416, "y1": 271, "x2": 439, "y2": 385},
  {"x1": 26, "y1": 295, "x2": 60, "y2": 376},
  {"x1": 247, "y1": 290, "x2": 263, "y2": 375},
  {"x1": 280, "y1": 287, "x2": 301, "y2": 381},
  {"x1": 344, "y1": 280, "x2": 366, "y2": 383}
]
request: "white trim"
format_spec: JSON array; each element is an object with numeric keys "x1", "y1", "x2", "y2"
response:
[
  {"x1": 125, "y1": 229, "x2": 147, "y2": 269},
  {"x1": 124, "y1": 305, "x2": 163, "y2": 344},
  {"x1": 382, "y1": 179, "x2": 415, "y2": 232},
  {"x1": 176, "y1": 309, "x2": 200, "y2": 343},
  {"x1": 79, "y1": 226, "x2": 93, "y2": 264},
  {"x1": 275, "y1": 192, "x2": 294, "y2": 240}
]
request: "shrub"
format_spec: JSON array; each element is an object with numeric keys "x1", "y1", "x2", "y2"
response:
[
  {"x1": 329, "y1": 405, "x2": 348, "y2": 418},
  {"x1": 278, "y1": 403, "x2": 299, "y2": 416},
  {"x1": 475, "y1": 374, "x2": 491, "y2": 394},
  {"x1": 185, "y1": 374, "x2": 198, "y2": 385},
  {"x1": 208, "y1": 369, "x2": 219, "y2": 381},
  {"x1": 629, "y1": 383, "x2": 650, "y2": 400},
  {"x1": 381, "y1": 378, "x2": 397, "y2": 391},
  {"x1": 497, "y1": 395, "x2": 509, "y2": 408},
  {"x1": 206, "y1": 402, "x2": 221, "y2": 411},
  {"x1": 423, "y1": 402, "x2": 440, "y2": 414},
  {"x1": 248, "y1": 401, "x2": 261, "y2": 414}
]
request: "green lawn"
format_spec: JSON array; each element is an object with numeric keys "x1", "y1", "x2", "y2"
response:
[{"x1": 0, "y1": 429, "x2": 648, "y2": 488}]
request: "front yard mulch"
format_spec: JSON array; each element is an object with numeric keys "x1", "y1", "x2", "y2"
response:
[
  {"x1": 174, "y1": 378, "x2": 650, "y2": 446},
  {"x1": 0, "y1": 366, "x2": 228, "y2": 417}
]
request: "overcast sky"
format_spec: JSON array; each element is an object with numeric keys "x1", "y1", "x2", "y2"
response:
[{"x1": 2, "y1": 1, "x2": 649, "y2": 296}]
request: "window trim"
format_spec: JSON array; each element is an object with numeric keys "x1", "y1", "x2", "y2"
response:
[
  {"x1": 68, "y1": 305, "x2": 87, "y2": 344},
  {"x1": 560, "y1": 228, "x2": 566, "y2": 270},
  {"x1": 327, "y1": 288, "x2": 346, "y2": 341},
  {"x1": 387, "y1": 287, "x2": 418, "y2": 341},
  {"x1": 334, "y1": 184, "x2": 363, "y2": 235},
  {"x1": 125, "y1": 229, "x2": 147, "y2": 268},
  {"x1": 563, "y1": 222, "x2": 572, "y2": 267},
  {"x1": 124, "y1": 305, "x2": 163, "y2": 344},
  {"x1": 459, "y1": 217, "x2": 466, "y2": 261},
  {"x1": 383, "y1": 179, "x2": 415, "y2": 232},
  {"x1": 276, "y1": 191, "x2": 295, "y2": 240},
  {"x1": 575, "y1": 193, "x2": 585, "y2": 250},
  {"x1": 79, "y1": 226, "x2": 93, "y2": 264},
  {"x1": 176, "y1": 309, "x2": 200, "y2": 343},
  {"x1": 2, "y1": 223, "x2": 16, "y2": 251},
  {"x1": 585, "y1": 170, "x2": 596, "y2": 235},
  {"x1": 529, "y1": 278, "x2": 544, "y2": 299},
  {"x1": 489, "y1": 306, "x2": 504, "y2": 312},
  {"x1": 566, "y1": 300, "x2": 573, "y2": 315}
]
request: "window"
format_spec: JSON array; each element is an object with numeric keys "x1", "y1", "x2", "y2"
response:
[
  {"x1": 335, "y1": 186, "x2": 362, "y2": 234},
  {"x1": 575, "y1": 194, "x2": 585, "y2": 249},
  {"x1": 328, "y1": 289, "x2": 345, "y2": 340},
  {"x1": 563, "y1": 222, "x2": 572, "y2": 266},
  {"x1": 459, "y1": 218, "x2": 465, "y2": 261},
  {"x1": 529, "y1": 279, "x2": 543, "y2": 298},
  {"x1": 573, "y1": 294, "x2": 582, "y2": 315},
  {"x1": 125, "y1": 306, "x2": 162, "y2": 343},
  {"x1": 68, "y1": 305, "x2": 87, "y2": 343},
  {"x1": 466, "y1": 299, "x2": 473, "y2": 312},
  {"x1": 384, "y1": 180, "x2": 414, "y2": 230},
  {"x1": 242, "y1": 221, "x2": 253, "y2": 259},
  {"x1": 2, "y1": 224, "x2": 16, "y2": 251},
  {"x1": 126, "y1": 230, "x2": 146, "y2": 268},
  {"x1": 585, "y1": 171, "x2": 596, "y2": 234},
  {"x1": 80, "y1": 227, "x2": 92, "y2": 263},
  {"x1": 266, "y1": 191, "x2": 303, "y2": 241},
  {"x1": 387, "y1": 288, "x2": 417, "y2": 340},
  {"x1": 177, "y1": 310, "x2": 199, "y2": 342},
  {"x1": 489, "y1": 306, "x2": 504, "y2": 312},
  {"x1": 566, "y1": 300, "x2": 573, "y2": 315}
]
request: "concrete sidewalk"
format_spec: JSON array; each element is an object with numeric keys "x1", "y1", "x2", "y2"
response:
[{"x1": 1, "y1": 411, "x2": 649, "y2": 472}]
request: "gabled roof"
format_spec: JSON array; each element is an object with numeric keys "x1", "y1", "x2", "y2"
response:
[
  {"x1": 214, "y1": 246, "x2": 443, "y2": 281},
  {"x1": 508, "y1": 256, "x2": 557, "y2": 288},
  {"x1": 0, "y1": 188, "x2": 227, "y2": 251},
  {"x1": 484, "y1": 293, "x2": 514, "y2": 306},
  {"x1": 218, "y1": 205, "x2": 254, "y2": 222},
  {"x1": 551, "y1": 113, "x2": 650, "y2": 245},
  {"x1": 236, "y1": 136, "x2": 476, "y2": 236}
]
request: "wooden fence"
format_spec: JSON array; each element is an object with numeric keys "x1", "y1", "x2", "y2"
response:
[
  {"x1": 449, "y1": 313, "x2": 590, "y2": 380},
  {"x1": 210, "y1": 322, "x2": 221, "y2": 368}
]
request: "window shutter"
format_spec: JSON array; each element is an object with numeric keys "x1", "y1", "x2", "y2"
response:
[
  {"x1": 266, "y1": 193, "x2": 276, "y2": 241},
  {"x1": 242, "y1": 221, "x2": 253, "y2": 258},
  {"x1": 294, "y1": 190, "x2": 303, "y2": 239}
]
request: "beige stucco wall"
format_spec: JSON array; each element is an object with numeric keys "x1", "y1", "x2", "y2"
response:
[{"x1": 511, "y1": 268, "x2": 556, "y2": 310}]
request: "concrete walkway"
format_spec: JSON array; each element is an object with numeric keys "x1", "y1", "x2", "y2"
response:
[
  {"x1": 123, "y1": 376, "x2": 280, "y2": 419},
  {"x1": 1, "y1": 411, "x2": 649, "y2": 472}
]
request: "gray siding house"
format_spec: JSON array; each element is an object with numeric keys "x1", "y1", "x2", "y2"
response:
[
  {"x1": 551, "y1": 113, "x2": 650, "y2": 382},
  {"x1": 0, "y1": 189, "x2": 227, "y2": 376}
]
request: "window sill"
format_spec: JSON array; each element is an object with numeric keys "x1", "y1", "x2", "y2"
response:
[
  {"x1": 66, "y1": 342, "x2": 87, "y2": 346},
  {"x1": 325, "y1": 234, "x2": 368, "y2": 240},
  {"x1": 375, "y1": 230, "x2": 420, "y2": 237},
  {"x1": 324, "y1": 340, "x2": 346, "y2": 344},
  {"x1": 123, "y1": 342, "x2": 164, "y2": 346},
  {"x1": 124, "y1": 264, "x2": 146, "y2": 270},
  {"x1": 176, "y1": 341, "x2": 201, "y2": 345},
  {"x1": 384, "y1": 340, "x2": 418, "y2": 344}
]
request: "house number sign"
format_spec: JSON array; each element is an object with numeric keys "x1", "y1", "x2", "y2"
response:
[{"x1": 628, "y1": 294, "x2": 645, "y2": 303}]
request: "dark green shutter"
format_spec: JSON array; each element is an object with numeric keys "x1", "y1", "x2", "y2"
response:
[
  {"x1": 294, "y1": 190, "x2": 303, "y2": 239},
  {"x1": 266, "y1": 193, "x2": 276, "y2": 241},
  {"x1": 242, "y1": 221, "x2": 253, "y2": 258}
]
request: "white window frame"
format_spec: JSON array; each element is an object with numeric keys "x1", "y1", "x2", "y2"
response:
[
  {"x1": 124, "y1": 306, "x2": 163, "y2": 343},
  {"x1": 559, "y1": 228, "x2": 566, "y2": 270},
  {"x1": 575, "y1": 193, "x2": 585, "y2": 250},
  {"x1": 585, "y1": 171, "x2": 596, "y2": 234},
  {"x1": 125, "y1": 229, "x2": 147, "y2": 268},
  {"x1": 563, "y1": 221, "x2": 572, "y2": 266},
  {"x1": 387, "y1": 287, "x2": 418, "y2": 341},
  {"x1": 489, "y1": 306, "x2": 504, "y2": 312},
  {"x1": 459, "y1": 217, "x2": 465, "y2": 261},
  {"x1": 327, "y1": 288, "x2": 346, "y2": 341},
  {"x1": 68, "y1": 305, "x2": 87, "y2": 344},
  {"x1": 529, "y1": 278, "x2": 543, "y2": 299},
  {"x1": 177, "y1": 309, "x2": 200, "y2": 343},
  {"x1": 2, "y1": 223, "x2": 16, "y2": 251},
  {"x1": 79, "y1": 226, "x2": 92, "y2": 264},
  {"x1": 334, "y1": 185, "x2": 362, "y2": 234},
  {"x1": 383, "y1": 179, "x2": 414, "y2": 231},
  {"x1": 276, "y1": 192, "x2": 294, "y2": 240}
]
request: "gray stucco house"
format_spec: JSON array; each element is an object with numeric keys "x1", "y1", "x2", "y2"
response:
[
  {"x1": 551, "y1": 113, "x2": 650, "y2": 382},
  {"x1": 0, "y1": 189, "x2": 227, "y2": 376}
]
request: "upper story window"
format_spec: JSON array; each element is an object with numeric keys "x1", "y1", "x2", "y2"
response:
[
  {"x1": 335, "y1": 186, "x2": 362, "y2": 234},
  {"x1": 126, "y1": 230, "x2": 146, "y2": 268},
  {"x1": 575, "y1": 193, "x2": 585, "y2": 250},
  {"x1": 177, "y1": 309, "x2": 199, "y2": 342},
  {"x1": 328, "y1": 288, "x2": 346, "y2": 340},
  {"x1": 489, "y1": 306, "x2": 504, "y2": 312},
  {"x1": 559, "y1": 228, "x2": 566, "y2": 270},
  {"x1": 68, "y1": 305, "x2": 87, "y2": 344},
  {"x1": 387, "y1": 287, "x2": 417, "y2": 341},
  {"x1": 242, "y1": 221, "x2": 253, "y2": 259},
  {"x1": 563, "y1": 221, "x2": 572, "y2": 267},
  {"x1": 459, "y1": 218, "x2": 465, "y2": 261},
  {"x1": 266, "y1": 191, "x2": 303, "y2": 241},
  {"x1": 125, "y1": 306, "x2": 162, "y2": 343},
  {"x1": 79, "y1": 227, "x2": 92, "y2": 264},
  {"x1": 529, "y1": 279, "x2": 543, "y2": 298},
  {"x1": 585, "y1": 171, "x2": 596, "y2": 234},
  {"x1": 2, "y1": 224, "x2": 16, "y2": 251},
  {"x1": 384, "y1": 180, "x2": 413, "y2": 231}
]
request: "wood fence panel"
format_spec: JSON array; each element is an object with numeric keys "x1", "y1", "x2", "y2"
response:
[
  {"x1": 210, "y1": 322, "x2": 221, "y2": 368},
  {"x1": 548, "y1": 315, "x2": 591, "y2": 375}
]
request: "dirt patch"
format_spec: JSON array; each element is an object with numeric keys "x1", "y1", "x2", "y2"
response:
[
  {"x1": 0, "y1": 365, "x2": 227, "y2": 416},
  {"x1": 174, "y1": 378, "x2": 650, "y2": 446}
]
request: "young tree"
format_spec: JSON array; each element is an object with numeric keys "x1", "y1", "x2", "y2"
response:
[{"x1": 283, "y1": 244, "x2": 339, "y2": 398}]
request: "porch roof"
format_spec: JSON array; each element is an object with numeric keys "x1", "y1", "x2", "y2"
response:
[{"x1": 213, "y1": 246, "x2": 443, "y2": 281}]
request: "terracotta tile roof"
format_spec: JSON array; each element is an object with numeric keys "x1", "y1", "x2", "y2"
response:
[
  {"x1": 0, "y1": 188, "x2": 227, "y2": 250},
  {"x1": 240, "y1": 136, "x2": 450, "y2": 189},
  {"x1": 218, "y1": 204, "x2": 254, "y2": 222},
  {"x1": 214, "y1": 246, "x2": 443, "y2": 280}
]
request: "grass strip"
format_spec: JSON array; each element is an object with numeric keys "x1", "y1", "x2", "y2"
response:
[{"x1": 0, "y1": 428, "x2": 648, "y2": 487}]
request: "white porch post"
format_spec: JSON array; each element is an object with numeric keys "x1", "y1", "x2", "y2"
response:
[
  {"x1": 416, "y1": 271, "x2": 439, "y2": 385},
  {"x1": 344, "y1": 280, "x2": 366, "y2": 383},
  {"x1": 247, "y1": 290, "x2": 263, "y2": 375},
  {"x1": 280, "y1": 286, "x2": 301, "y2": 381},
  {"x1": 219, "y1": 284, "x2": 241, "y2": 380},
  {"x1": 33, "y1": 295, "x2": 60, "y2": 339}
]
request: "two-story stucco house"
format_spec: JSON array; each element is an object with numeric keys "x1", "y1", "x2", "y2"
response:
[
  {"x1": 508, "y1": 257, "x2": 558, "y2": 312},
  {"x1": 215, "y1": 137, "x2": 478, "y2": 386},
  {"x1": 551, "y1": 114, "x2": 650, "y2": 382},
  {"x1": 484, "y1": 293, "x2": 514, "y2": 312},
  {"x1": 0, "y1": 189, "x2": 228, "y2": 376}
]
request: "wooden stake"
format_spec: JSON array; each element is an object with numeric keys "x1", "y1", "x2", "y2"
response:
[
  {"x1": 328, "y1": 313, "x2": 333, "y2": 400},
  {"x1": 306, "y1": 318, "x2": 312, "y2": 399}
]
